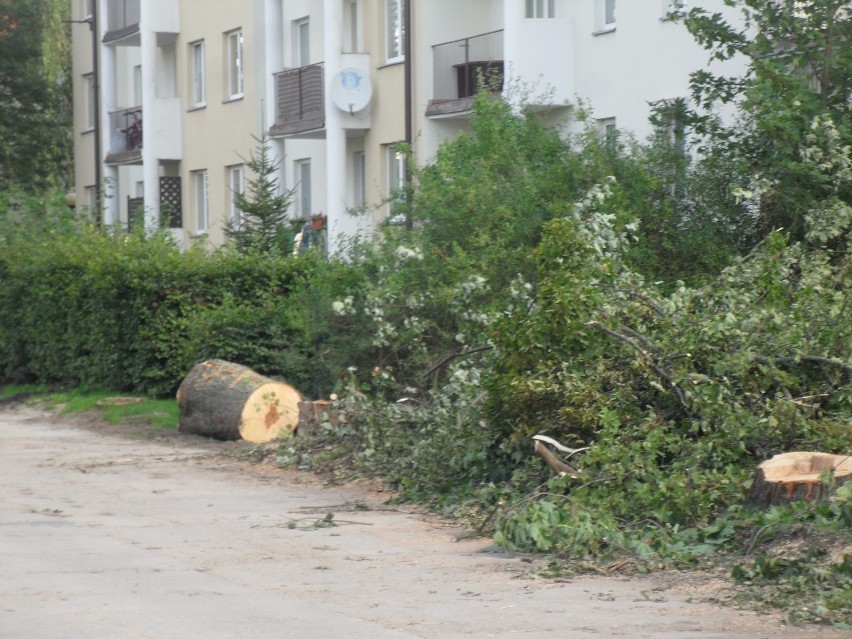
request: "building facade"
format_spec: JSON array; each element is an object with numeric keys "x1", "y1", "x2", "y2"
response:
[{"x1": 71, "y1": 0, "x2": 743, "y2": 252}]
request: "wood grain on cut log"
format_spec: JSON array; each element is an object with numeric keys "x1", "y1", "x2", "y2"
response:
[
  {"x1": 749, "y1": 451, "x2": 852, "y2": 508},
  {"x1": 176, "y1": 359, "x2": 302, "y2": 444}
]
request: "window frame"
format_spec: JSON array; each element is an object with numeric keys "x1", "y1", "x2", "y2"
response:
[
  {"x1": 228, "y1": 164, "x2": 245, "y2": 228},
  {"x1": 387, "y1": 144, "x2": 406, "y2": 222},
  {"x1": 226, "y1": 29, "x2": 244, "y2": 101},
  {"x1": 295, "y1": 159, "x2": 312, "y2": 219},
  {"x1": 191, "y1": 40, "x2": 206, "y2": 108},
  {"x1": 385, "y1": 0, "x2": 405, "y2": 63},
  {"x1": 353, "y1": 150, "x2": 366, "y2": 209},
  {"x1": 595, "y1": 0, "x2": 616, "y2": 33},
  {"x1": 294, "y1": 18, "x2": 310, "y2": 67},
  {"x1": 84, "y1": 73, "x2": 95, "y2": 130},
  {"x1": 193, "y1": 170, "x2": 209, "y2": 234}
]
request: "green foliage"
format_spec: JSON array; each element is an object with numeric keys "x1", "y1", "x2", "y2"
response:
[
  {"x1": 680, "y1": 0, "x2": 852, "y2": 241},
  {"x1": 224, "y1": 134, "x2": 297, "y2": 256},
  {"x1": 0, "y1": 203, "x2": 316, "y2": 397},
  {"x1": 0, "y1": 0, "x2": 72, "y2": 194}
]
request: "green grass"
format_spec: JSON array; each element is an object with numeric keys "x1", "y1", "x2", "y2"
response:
[{"x1": 0, "y1": 385, "x2": 179, "y2": 429}]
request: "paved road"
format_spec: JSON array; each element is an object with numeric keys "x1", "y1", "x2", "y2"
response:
[{"x1": 0, "y1": 406, "x2": 844, "y2": 638}]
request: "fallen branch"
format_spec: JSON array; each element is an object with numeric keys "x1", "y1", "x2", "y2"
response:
[
  {"x1": 586, "y1": 321, "x2": 690, "y2": 413},
  {"x1": 533, "y1": 435, "x2": 585, "y2": 478}
]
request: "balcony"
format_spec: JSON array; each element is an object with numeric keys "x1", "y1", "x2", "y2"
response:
[
  {"x1": 103, "y1": 0, "x2": 140, "y2": 44},
  {"x1": 105, "y1": 107, "x2": 142, "y2": 165},
  {"x1": 426, "y1": 30, "x2": 503, "y2": 118},
  {"x1": 269, "y1": 63, "x2": 325, "y2": 137}
]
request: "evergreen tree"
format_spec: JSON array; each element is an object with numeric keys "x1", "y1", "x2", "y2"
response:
[{"x1": 225, "y1": 135, "x2": 296, "y2": 255}]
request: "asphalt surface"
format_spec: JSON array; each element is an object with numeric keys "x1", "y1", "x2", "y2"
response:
[{"x1": 0, "y1": 405, "x2": 845, "y2": 639}]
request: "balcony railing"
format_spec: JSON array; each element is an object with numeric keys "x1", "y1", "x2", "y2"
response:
[
  {"x1": 270, "y1": 63, "x2": 325, "y2": 137},
  {"x1": 430, "y1": 30, "x2": 504, "y2": 113},
  {"x1": 105, "y1": 107, "x2": 142, "y2": 163},
  {"x1": 104, "y1": 0, "x2": 140, "y2": 42},
  {"x1": 123, "y1": 177, "x2": 182, "y2": 231}
]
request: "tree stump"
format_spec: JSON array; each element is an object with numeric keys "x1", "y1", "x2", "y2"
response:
[
  {"x1": 749, "y1": 451, "x2": 852, "y2": 507},
  {"x1": 176, "y1": 359, "x2": 302, "y2": 444},
  {"x1": 296, "y1": 399, "x2": 339, "y2": 437}
]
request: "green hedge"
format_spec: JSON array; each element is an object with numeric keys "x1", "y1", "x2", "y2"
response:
[{"x1": 0, "y1": 223, "x2": 321, "y2": 397}]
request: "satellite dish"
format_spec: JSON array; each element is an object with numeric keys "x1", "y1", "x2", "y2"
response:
[{"x1": 330, "y1": 67, "x2": 372, "y2": 114}]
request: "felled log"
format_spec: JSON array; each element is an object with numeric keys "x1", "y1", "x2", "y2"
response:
[
  {"x1": 749, "y1": 451, "x2": 852, "y2": 507},
  {"x1": 176, "y1": 359, "x2": 302, "y2": 444}
]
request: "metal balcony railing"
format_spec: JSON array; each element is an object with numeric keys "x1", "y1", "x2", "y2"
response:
[
  {"x1": 105, "y1": 107, "x2": 142, "y2": 162},
  {"x1": 432, "y1": 30, "x2": 504, "y2": 101},
  {"x1": 270, "y1": 63, "x2": 325, "y2": 136}
]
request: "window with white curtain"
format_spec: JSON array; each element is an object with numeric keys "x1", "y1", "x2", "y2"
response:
[
  {"x1": 226, "y1": 29, "x2": 244, "y2": 99},
  {"x1": 386, "y1": 0, "x2": 405, "y2": 62},
  {"x1": 191, "y1": 41, "x2": 206, "y2": 107},
  {"x1": 525, "y1": 0, "x2": 555, "y2": 18},
  {"x1": 193, "y1": 170, "x2": 209, "y2": 233},
  {"x1": 228, "y1": 165, "x2": 245, "y2": 228}
]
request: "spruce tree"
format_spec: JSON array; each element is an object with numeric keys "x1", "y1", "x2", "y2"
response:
[{"x1": 225, "y1": 134, "x2": 296, "y2": 255}]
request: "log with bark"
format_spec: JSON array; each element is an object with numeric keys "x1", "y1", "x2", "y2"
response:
[
  {"x1": 176, "y1": 359, "x2": 302, "y2": 444},
  {"x1": 749, "y1": 451, "x2": 852, "y2": 508},
  {"x1": 296, "y1": 399, "x2": 339, "y2": 438}
]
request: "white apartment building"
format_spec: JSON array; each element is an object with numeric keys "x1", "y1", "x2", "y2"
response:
[{"x1": 71, "y1": 0, "x2": 744, "y2": 253}]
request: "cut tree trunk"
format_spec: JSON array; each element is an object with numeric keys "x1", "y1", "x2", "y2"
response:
[
  {"x1": 749, "y1": 451, "x2": 852, "y2": 508},
  {"x1": 176, "y1": 359, "x2": 302, "y2": 444},
  {"x1": 296, "y1": 399, "x2": 339, "y2": 437}
]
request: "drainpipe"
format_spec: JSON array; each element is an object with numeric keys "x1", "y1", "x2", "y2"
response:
[
  {"x1": 92, "y1": 5, "x2": 101, "y2": 223},
  {"x1": 403, "y1": 0, "x2": 412, "y2": 228}
]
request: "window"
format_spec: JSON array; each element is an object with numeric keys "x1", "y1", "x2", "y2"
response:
[
  {"x1": 296, "y1": 160, "x2": 311, "y2": 219},
  {"x1": 345, "y1": 0, "x2": 360, "y2": 53},
  {"x1": 82, "y1": 0, "x2": 93, "y2": 19},
  {"x1": 653, "y1": 98, "x2": 688, "y2": 154},
  {"x1": 596, "y1": 0, "x2": 616, "y2": 32},
  {"x1": 84, "y1": 73, "x2": 95, "y2": 130},
  {"x1": 525, "y1": 0, "x2": 555, "y2": 18},
  {"x1": 353, "y1": 151, "x2": 366, "y2": 208},
  {"x1": 193, "y1": 170, "x2": 209, "y2": 233},
  {"x1": 228, "y1": 165, "x2": 245, "y2": 228},
  {"x1": 387, "y1": 145, "x2": 406, "y2": 222},
  {"x1": 191, "y1": 41, "x2": 206, "y2": 107},
  {"x1": 386, "y1": 0, "x2": 405, "y2": 62},
  {"x1": 598, "y1": 117, "x2": 617, "y2": 148},
  {"x1": 605, "y1": 0, "x2": 616, "y2": 27},
  {"x1": 133, "y1": 65, "x2": 142, "y2": 106},
  {"x1": 85, "y1": 185, "x2": 97, "y2": 213},
  {"x1": 294, "y1": 18, "x2": 310, "y2": 66},
  {"x1": 226, "y1": 30, "x2": 244, "y2": 100}
]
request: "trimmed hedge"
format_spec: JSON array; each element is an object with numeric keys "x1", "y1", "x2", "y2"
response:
[{"x1": 0, "y1": 223, "x2": 319, "y2": 397}]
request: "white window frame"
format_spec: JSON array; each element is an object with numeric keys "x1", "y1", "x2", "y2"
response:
[
  {"x1": 191, "y1": 40, "x2": 206, "y2": 107},
  {"x1": 345, "y1": 0, "x2": 360, "y2": 53},
  {"x1": 294, "y1": 18, "x2": 310, "y2": 67},
  {"x1": 226, "y1": 29, "x2": 244, "y2": 100},
  {"x1": 385, "y1": 0, "x2": 405, "y2": 63},
  {"x1": 228, "y1": 164, "x2": 245, "y2": 228},
  {"x1": 597, "y1": 117, "x2": 617, "y2": 146},
  {"x1": 295, "y1": 159, "x2": 312, "y2": 219},
  {"x1": 82, "y1": 0, "x2": 93, "y2": 19},
  {"x1": 193, "y1": 170, "x2": 209, "y2": 233},
  {"x1": 596, "y1": 0, "x2": 616, "y2": 33},
  {"x1": 525, "y1": 0, "x2": 555, "y2": 18},
  {"x1": 353, "y1": 151, "x2": 366, "y2": 209},
  {"x1": 133, "y1": 65, "x2": 142, "y2": 107},
  {"x1": 84, "y1": 73, "x2": 95, "y2": 130},
  {"x1": 387, "y1": 145, "x2": 406, "y2": 222}
]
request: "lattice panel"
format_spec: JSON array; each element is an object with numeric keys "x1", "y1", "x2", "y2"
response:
[{"x1": 160, "y1": 176, "x2": 182, "y2": 228}]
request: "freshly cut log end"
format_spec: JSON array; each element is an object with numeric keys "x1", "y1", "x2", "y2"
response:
[
  {"x1": 749, "y1": 451, "x2": 852, "y2": 508},
  {"x1": 177, "y1": 359, "x2": 302, "y2": 444}
]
